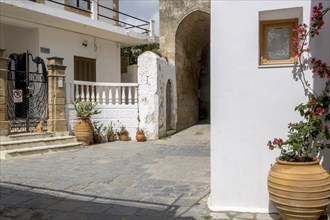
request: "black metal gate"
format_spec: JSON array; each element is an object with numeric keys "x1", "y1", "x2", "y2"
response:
[{"x1": 7, "y1": 51, "x2": 48, "y2": 133}]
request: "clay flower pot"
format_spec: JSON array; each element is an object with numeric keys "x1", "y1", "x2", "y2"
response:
[
  {"x1": 136, "y1": 132, "x2": 146, "y2": 142},
  {"x1": 93, "y1": 135, "x2": 102, "y2": 144},
  {"x1": 268, "y1": 158, "x2": 330, "y2": 220},
  {"x1": 74, "y1": 117, "x2": 93, "y2": 146},
  {"x1": 119, "y1": 134, "x2": 129, "y2": 141},
  {"x1": 107, "y1": 134, "x2": 116, "y2": 142}
]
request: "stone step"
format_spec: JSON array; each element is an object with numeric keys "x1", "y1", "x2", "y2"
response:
[
  {"x1": 0, "y1": 136, "x2": 78, "y2": 151},
  {"x1": 166, "y1": 129, "x2": 176, "y2": 136},
  {"x1": 0, "y1": 131, "x2": 69, "y2": 142},
  {"x1": 0, "y1": 142, "x2": 83, "y2": 159}
]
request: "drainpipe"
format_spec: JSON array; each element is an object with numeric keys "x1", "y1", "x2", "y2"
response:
[{"x1": 91, "y1": 0, "x2": 98, "y2": 20}]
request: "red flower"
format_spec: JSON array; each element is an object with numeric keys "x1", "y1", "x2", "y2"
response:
[{"x1": 309, "y1": 99, "x2": 316, "y2": 104}]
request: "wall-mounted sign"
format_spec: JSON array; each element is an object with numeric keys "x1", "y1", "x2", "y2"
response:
[{"x1": 13, "y1": 89, "x2": 23, "y2": 103}]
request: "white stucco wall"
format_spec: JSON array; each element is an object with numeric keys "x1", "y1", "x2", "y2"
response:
[
  {"x1": 0, "y1": 22, "x2": 121, "y2": 84},
  {"x1": 209, "y1": 0, "x2": 329, "y2": 213},
  {"x1": 38, "y1": 25, "x2": 120, "y2": 83},
  {"x1": 68, "y1": 105, "x2": 138, "y2": 140},
  {"x1": 138, "y1": 52, "x2": 176, "y2": 140}
]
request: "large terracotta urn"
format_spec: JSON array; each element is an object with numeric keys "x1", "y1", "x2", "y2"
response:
[
  {"x1": 268, "y1": 158, "x2": 330, "y2": 220},
  {"x1": 74, "y1": 117, "x2": 93, "y2": 145}
]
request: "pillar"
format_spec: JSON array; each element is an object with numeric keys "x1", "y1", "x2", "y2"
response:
[
  {"x1": 0, "y1": 49, "x2": 10, "y2": 136},
  {"x1": 47, "y1": 57, "x2": 67, "y2": 132}
]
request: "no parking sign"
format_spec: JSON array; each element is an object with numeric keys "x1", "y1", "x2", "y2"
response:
[{"x1": 13, "y1": 89, "x2": 23, "y2": 103}]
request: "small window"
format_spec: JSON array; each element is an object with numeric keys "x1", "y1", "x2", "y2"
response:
[
  {"x1": 67, "y1": 0, "x2": 91, "y2": 10},
  {"x1": 260, "y1": 19, "x2": 298, "y2": 65}
]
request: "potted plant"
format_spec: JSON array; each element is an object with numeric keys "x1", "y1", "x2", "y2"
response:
[
  {"x1": 267, "y1": 4, "x2": 330, "y2": 219},
  {"x1": 71, "y1": 98, "x2": 101, "y2": 145},
  {"x1": 92, "y1": 121, "x2": 103, "y2": 144},
  {"x1": 104, "y1": 122, "x2": 116, "y2": 142},
  {"x1": 136, "y1": 127, "x2": 146, "y2": 142},
  {"x1": 117, "y1": 125, "x2": 129, "y2": 141}
]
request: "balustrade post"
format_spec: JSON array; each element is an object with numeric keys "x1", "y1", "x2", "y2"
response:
[
  {"x1": 47, "y1": 57, "x2": 67, "y2": 132},
  {"x1": 0, "y1": 49, "x2": 11, "y2": 136},
  {"x1": 108, "y1": 87, "x2": 113, "y2": 105},
  {"x1": 128, "y1": 87, "x2": 132, "y2": 105},
  {"x1": 122, "y1": 87, "x2": 126, "y2": 104},
  {"x1": 102, "y1": 87, "x2": 106, "y2": 105},
  {"x1": 115, "y1": 87, "x2": 119, "y2": 105}
]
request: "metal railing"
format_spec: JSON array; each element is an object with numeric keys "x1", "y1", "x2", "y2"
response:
[{"x1": 44, "y1": 0, "x2": 150, "y2": 34}]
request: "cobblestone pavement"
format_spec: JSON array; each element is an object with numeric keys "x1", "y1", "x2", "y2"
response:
[{"x1": 0, "y1": 124, "x2": 328, "y2": 220}]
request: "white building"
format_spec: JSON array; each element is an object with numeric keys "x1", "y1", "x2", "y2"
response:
[
  {"x1": 209, "y1": 0, "x2": 330, "y2": 213},
  {"x1": 0, "y1": 0, "x2": 155, "y2": 135}
]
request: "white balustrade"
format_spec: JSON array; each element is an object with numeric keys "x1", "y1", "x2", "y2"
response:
[{"x1": 67, "y1": 80, "x2": 139, "y2": 106}]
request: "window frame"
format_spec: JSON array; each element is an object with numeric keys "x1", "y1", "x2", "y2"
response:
[{"x1": 260, "y1": 18, "x2": 298, "y2": 65}]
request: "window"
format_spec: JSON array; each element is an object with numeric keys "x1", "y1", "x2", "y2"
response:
[
  {"x1": 74, "y1": 56, "x2": 96, "y2": 82},
  {"x1": 260, "y1": 19, "x2": 298, "y2": 65},
  {"x1": 66, "y1": 0, "x2": 91, "y2": 11}
]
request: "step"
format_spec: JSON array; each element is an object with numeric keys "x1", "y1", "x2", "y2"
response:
[
  {"x1": 0, "y1": 131, "x2": 69, "y2": 142},
  {"x1": 0, "y1": 136, "x2": 78, "y2": 151},
  {"x1": 0, "y1": 142, "x2": 83, "y2": 159},
  {"x1": 166, "y1": 129, "x2": 176, "y2": 136}
]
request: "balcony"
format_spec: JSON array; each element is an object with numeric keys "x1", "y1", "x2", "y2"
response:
[{"x1": 0, "y1": 0, "x2": 155, "y2": 46}]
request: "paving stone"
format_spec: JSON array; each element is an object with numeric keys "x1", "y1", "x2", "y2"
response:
[
  {"x1": 47, "y1": 199, "x2": 85, "y2": 212},
  {"x1": 256, "y1": 213, "x2": 280, "y2": 220},
  {"x1": 233, "y1": 212, "x2": 255, "y2": 219},
  {"x1": 210, "y1": 212, "x2": 231, "y2": 219}
]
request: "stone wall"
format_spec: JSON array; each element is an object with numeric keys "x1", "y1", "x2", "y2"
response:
[
  {"x1": 160, "y1": 0, "x2": 210, "y2": 131},
  {"x1": 159, "y1": 0, "x2": 210, "y2": 64},
  {"x1": 138, "y1": 52, "x2": 176, "y2": 140}
]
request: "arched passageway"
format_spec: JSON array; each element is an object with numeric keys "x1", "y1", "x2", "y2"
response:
[{"x1": 175, "y1": 10, "x2": 210, "y2": 131}]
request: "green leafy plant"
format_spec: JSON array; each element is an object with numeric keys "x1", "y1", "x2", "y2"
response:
[
  {"x1": 267, "y1": 3, "x2": 330, "y2": 162},
  {"x1": 117, "y1": 125, "x2": 129, "y2": 136},
  {"x1": 103, "y1": 122, "x2": 116, "y2": 136},
  {"x1": 136, "y1": 127, "x2": 144, "y2": 135},
  {"x1": 92, "y1": 121, "x2": 103, "y2": 136},
  {"x1": 71, "y1": 98, "x2": 101, "y2": 119}
]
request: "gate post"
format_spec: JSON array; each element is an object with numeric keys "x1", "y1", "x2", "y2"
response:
[
  {"x1": 0, "y1": 49, "x2": 10, "y2": 136},
  {"x1": 47, "y1": 57, "x2": 67, "y2": 132}
]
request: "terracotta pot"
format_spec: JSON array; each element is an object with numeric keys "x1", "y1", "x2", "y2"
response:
[
  {"x1": 136, "y1": 133, "x2": 146, "y2": 142},
  {"x1": 75, "y1": 117, "x2": 93, "y2": 146},
  {"x1": 107, "y1": 134, "x2": 116, "y2": 142},
  {"x1": 268, "y1": 158, "x2": 330, "y2": 220},
  {"x1": 119, "y1": 134, "x2": 129, "y2": 141},
  {"x1": 93, "y1": 135, "x2": 102, "y2": 144}
]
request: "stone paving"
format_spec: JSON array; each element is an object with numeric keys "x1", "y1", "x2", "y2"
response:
[{"x1": 0, "y1": 124, "x2": 328, "y2": 220}]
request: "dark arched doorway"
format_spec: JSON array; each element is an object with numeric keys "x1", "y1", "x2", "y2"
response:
[{"x1": 175, "y1": 10, "x2": 210, "y2": 131}]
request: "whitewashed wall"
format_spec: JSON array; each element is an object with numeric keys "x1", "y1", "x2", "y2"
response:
[
  {"x1": 38, "y1": 25, "x2": 120, "y2": 83},
  {"x1": 0, "y1": 22, "x2": 121, "y2": 84},
  {"x1": 0, "y1": 24, "x2": 39, "y2": 58},
  {"x1": 68, "y1": 105, "x2": 138, "y2": 139},
  {"x1": 138, "y1": 52, "x2": 176, "y2": 140},
  {"x1": 209, "y1": 0, "x2": 330, "y2": 213}
]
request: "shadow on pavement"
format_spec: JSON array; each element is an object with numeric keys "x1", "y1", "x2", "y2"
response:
[{"x1": 0, "y1": 181, "x2": 196, "y2": 220}]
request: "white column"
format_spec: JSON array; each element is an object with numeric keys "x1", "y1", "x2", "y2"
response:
[{"x1": 91, "y1": 0, "x2": 98, "y2": 20}]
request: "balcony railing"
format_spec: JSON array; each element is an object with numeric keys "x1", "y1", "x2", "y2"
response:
[
  {"x1": 44, "y1": 0, "x2": 153, "y2": 35},
  {"x1": 67, "y1": 81, "x2": 139, "y2": 106}
]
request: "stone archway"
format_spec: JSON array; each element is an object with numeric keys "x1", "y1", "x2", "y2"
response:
[{"x1": 175, "y1": 10, "x2": 210, "y2": 130}]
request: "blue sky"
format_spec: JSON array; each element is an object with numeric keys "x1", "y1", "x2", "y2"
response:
[{"x1": 119, "y1": 0, "x2": 159, "y2": 36}]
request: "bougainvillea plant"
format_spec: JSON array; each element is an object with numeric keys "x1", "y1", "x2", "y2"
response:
[{"x1": 267, "y1": 3, "x2": 330, "y2": 162}]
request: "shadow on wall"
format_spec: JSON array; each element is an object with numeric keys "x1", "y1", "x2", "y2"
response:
[
  {"x1": 309, "y1": 0, "x2": 330, "y2": 212},
  {"x1": 0, "y1": 181, "x2": 195, "y2": 219}
]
